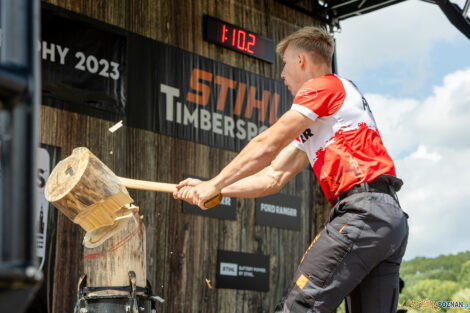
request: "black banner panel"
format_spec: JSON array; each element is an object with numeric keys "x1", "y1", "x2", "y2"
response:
[
  {"x1": 203, "y1": 15, "x2": 275, "y2": 63},
  {"x1": 216, "y1": 250, "x2": 270, "y2": 291},
  {"x1": 41, "y1": 5, "x2": 293, "y2": 152},
  {"x1": 182, "y1": 196, "x2": 236, "y2": 220},
  {"x1": 181, "y1": 175, "x2": 237, "y2": 220},
  {"x1": 127, "y1": 33, "x2": 291, "y2": 151},
  {"x1": 36, "y1": 144, "x2": 61, "y2": 270},
  {"x1": 255, "y1": 194, "x2": 302, "y2": 231},
  {"x1": 42, "y1": 6, "x2": 127, "y2": 119}
]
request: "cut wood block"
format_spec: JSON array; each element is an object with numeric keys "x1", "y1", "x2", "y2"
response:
[
  {"x1": 83, "y1": 207, "x2": 146, "y2": 296},
  {"x1": 83, "y1": 204, "x2": 139, "y2": 248},
  {"x1": 45, "y1": 147, "x2": 133, "y2": 232}
]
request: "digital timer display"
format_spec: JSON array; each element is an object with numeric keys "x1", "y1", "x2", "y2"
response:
[{"x1": 203, "y1": 15, "x2": 275, "y2": 63}]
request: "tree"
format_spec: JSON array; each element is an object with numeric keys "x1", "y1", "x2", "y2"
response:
[
  {"x1": 458, "y1": 260, "x2": 470, "y2": 288},
  {"x1": 406, "y1": 279, "x2": 459, "y2": 302},
  {"x1": 450, "y1": 288, "x2": 470, "y2": 313}
]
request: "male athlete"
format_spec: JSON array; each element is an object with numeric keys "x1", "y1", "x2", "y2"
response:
[{"x1": 173, "y1": 26, "x2": 409, "y2": 313}]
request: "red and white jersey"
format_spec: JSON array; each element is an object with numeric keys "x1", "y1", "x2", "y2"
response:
[{"x1": 290, "y1": 74, "x2": 396, "y2": 206}]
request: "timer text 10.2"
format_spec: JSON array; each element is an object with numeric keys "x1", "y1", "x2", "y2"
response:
[{"x1": 221, "y1": 25, "x2": 256, "y2": 54}]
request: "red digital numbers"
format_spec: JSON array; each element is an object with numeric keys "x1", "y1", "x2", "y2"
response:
[
  {"x1": 220, "y1": 24, "x2": 256, "y2": 54},
  {"x1": 247, "y1": 34, "x2": 255, "y2": 54},
  {"x1": 232, "y1": 28, "x2": 236, "y2": 46},
  {"x1": 221, "y1": 24, "x2": 228, "y2": 43}
]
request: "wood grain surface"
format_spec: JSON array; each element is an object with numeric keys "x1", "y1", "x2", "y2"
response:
[
  {"x1": 83, "y1": 209, "x2": 146, "y2": 296},
  {"x1": 38, "y1": 1, "x2": 330, "y2": 312}
]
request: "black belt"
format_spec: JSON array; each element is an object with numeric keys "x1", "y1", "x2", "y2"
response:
[{"x1": 336, "y1": 179, "x2": 395, "y2": 204}]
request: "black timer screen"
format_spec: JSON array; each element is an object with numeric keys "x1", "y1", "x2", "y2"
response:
[{"x1": 203, "y1": 16, "x2": 275, "y2": 63}]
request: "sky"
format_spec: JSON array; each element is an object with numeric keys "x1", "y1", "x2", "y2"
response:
[{"x1": 334, "y1": 0, "x2": 470, "y2": 261}]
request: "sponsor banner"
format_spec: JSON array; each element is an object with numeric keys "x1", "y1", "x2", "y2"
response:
[
  {"x1": 41, "y1": 5, "x2": 127, "y2": 118},
  {"x1": 255, "y1": 193, "x2": 302, "y2": 230},
  {"x1": 127, "y1": 33, "x2": 291, "y2": 151},
  {"x1": 217, "y1": 250, "x2": 269, "y2": 291},
  {"x1": 181, "y1": 175, "x2": 237, "y2": 220},
  {"x1": 36, "y1": 144, "x2": 61, "y2": 270},
  {"x1": 41, "y1": 5, "x2": 292, "y2": 152}
]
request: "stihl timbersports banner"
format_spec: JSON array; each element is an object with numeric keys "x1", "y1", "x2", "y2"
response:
[{"x1": 41, "y1": 4, "x2": 292, "y2": 152}]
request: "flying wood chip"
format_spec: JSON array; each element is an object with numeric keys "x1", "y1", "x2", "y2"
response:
[{"x1": 108, "y1": 120, "x2": 123, "y2": 133}]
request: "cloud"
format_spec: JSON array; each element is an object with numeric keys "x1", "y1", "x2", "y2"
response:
[
  {"x1": 365, "y1": 68, "x2": 470, "y2": 260},
  {"x1": 409, "y1": 145, "x2": 442, "y2": 162},
  {"x1": 366, "y1": 93, "x2": 419, "y2": 158},
  {"x1": 414, "y1": 69, "x2": 470, "y2": 149},
  {"x1": 335, "y1": 0, "x2": 461, "y2": 81}
]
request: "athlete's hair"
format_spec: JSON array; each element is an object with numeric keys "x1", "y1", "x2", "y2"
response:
[{"x1": 276, "y1": 26, "x2": 335, "y2": 65}]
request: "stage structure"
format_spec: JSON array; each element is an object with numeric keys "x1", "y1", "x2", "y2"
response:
[
  {"x1": 29, "y1": 1, "x2": 329, "y2": 312},
  {"x1": 0, "y1": 1, "x2": 42, "y2": 313},
  {"x1": 277, "y1": 0, "x2": 469, "y2": 39},
  {"x1": 6, "y1": 0, "x2": 463, "y2": 312}
]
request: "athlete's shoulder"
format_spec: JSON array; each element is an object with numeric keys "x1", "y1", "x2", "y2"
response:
[
  {"x1": 294, "y1": 74, "x2": 345, "y2": 117},
  {"x1": 298, "y1": 74, "x2": 344, "y2": 94}
]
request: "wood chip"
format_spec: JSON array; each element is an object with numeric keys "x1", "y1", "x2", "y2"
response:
[{"x1": 108, "y1": 120, "x2": 123, "y2": 133}]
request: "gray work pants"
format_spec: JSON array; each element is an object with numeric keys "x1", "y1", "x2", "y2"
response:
[{"x1": 282, "y1": 182, "x2": 409, "y2": 313}]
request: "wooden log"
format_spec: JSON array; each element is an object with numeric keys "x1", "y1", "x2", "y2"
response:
[
  {"x1": 83, "y1": 206, "x2": 146, "y2": 296},
  {"x1": 82, "y1": 204, "x2": 140, "y2": 249},
  {"x1": 45, "y1": 147, "x2": 133, "y2": 232}
]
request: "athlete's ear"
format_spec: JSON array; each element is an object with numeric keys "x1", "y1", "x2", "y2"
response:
[{"x1": 297, "y1": 53, "x2": 306, "y2": 69}]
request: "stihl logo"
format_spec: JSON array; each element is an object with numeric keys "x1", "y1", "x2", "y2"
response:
[
  {"x1": 299, "y1": 128, "x2": 313, "y2": 143},
  {"x1": 220, "y1": 262, "x2": 238, "y2": 276},
  {"x1": 186, "y1": 68, "x2": 280, "y2": 125}
]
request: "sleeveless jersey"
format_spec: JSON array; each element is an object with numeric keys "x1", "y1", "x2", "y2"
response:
[{"x1": 290, "y1": 74, "x2": 396, "y2": 206}]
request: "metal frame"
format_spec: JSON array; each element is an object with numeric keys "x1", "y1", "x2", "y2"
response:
[
  {"x1": 435, "y1": 0, "x2": 470, "y2": 39},
  {"x1": 274, "y1": 0, "x2": 407, "y2": 26},
  {"x1": 0, "y1": 0, "x2": 42, "y2": 312},
  {"x1": 75, "y1": 272, "x2": 164, "y2": 313},
  {"x1": 275, "y1": 0, "x2": 470, "y2": 39}
]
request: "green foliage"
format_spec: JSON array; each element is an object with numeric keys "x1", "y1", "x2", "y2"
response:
[
  {"x1": 405, "y1": 279, "x2": 458, "y2": 301},
  {"x1": 458, "y1": 260, "x2": 470, "y2": 288},
  {"x1": 333, "y1": 252, "x2": 470, "y2": 313},
  {"x1": 336, "y1": 300, "x2": 346, "y2": 313},
  {"x1": 400, "y1": 251, "x2": 470, "y2": 279},
  {"x1": 451, "y1": 289, "x2": 470, "y2": 313},
  {"x1": 398, "y1": 251, "x2": 470, "y2": 312}
]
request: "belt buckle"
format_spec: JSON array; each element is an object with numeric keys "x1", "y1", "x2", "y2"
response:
[{"x1": 362, "y1": 182, "x2": 370, "y2": 192}]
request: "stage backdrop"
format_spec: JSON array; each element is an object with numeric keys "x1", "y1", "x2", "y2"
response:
[{"x1": 35, "y1": 1, "x2": 331, "y2": 313}]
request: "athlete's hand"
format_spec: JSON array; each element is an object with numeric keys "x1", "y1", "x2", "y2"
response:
[
  {"x1": 173, "y1": 186, "x2": 197, "y2": 205},
  {"x1": 173, "y1": 177, "x2": 221, "y2": 210},
  {"x1": 173, "y1": 177, "x2": 202, "y2": 203},
  {"x1": 175, "y1": 177, "x2": 203, "y2": 189},
  {"x1": 192, "y1": 179, "x2": 221, "y2": 210}
]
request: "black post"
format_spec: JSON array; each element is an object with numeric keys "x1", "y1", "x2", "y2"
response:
[
  {"x1": 0, "y1": 0, "x2": 42, "y2": 312},
  {"x1": 332, "y1": 38, "x2": 338, "y2": 74}
]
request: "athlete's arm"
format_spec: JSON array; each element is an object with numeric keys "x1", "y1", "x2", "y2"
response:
[
  {"x1": 182, "y1": 110, "x2": 313, "y2": 209},
  {"x1": 220, "y1": 145, "x2": 309, "y2": 198},
  {"x1": 174, "y1": 145, "x2": 309, "y2": 201}
]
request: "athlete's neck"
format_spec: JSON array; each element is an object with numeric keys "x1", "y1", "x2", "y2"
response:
[{"x1": 308, "y1": 63, "x2": 333, "y2": 80}]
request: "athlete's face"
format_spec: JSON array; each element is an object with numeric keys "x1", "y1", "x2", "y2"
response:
[{"x1": 281, "y1": 46, "x2": 304, "y2": 96}]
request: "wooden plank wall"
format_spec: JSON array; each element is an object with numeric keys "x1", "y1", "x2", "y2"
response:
[{"x1": 37, "y1": 1, "x2": 331, "y2": 313}]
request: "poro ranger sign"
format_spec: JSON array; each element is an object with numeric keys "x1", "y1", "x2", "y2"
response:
[{"x1": 255, "y1": 193, "x2": 302, "y2": 231}]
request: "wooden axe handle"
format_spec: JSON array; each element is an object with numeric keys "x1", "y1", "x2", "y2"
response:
[
  {"x1": 117, "y1": 177, "x2": 222, "y2": 209},
  {"x1": 118, "y1": 177, "x2": 176, "y2": 193}
]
